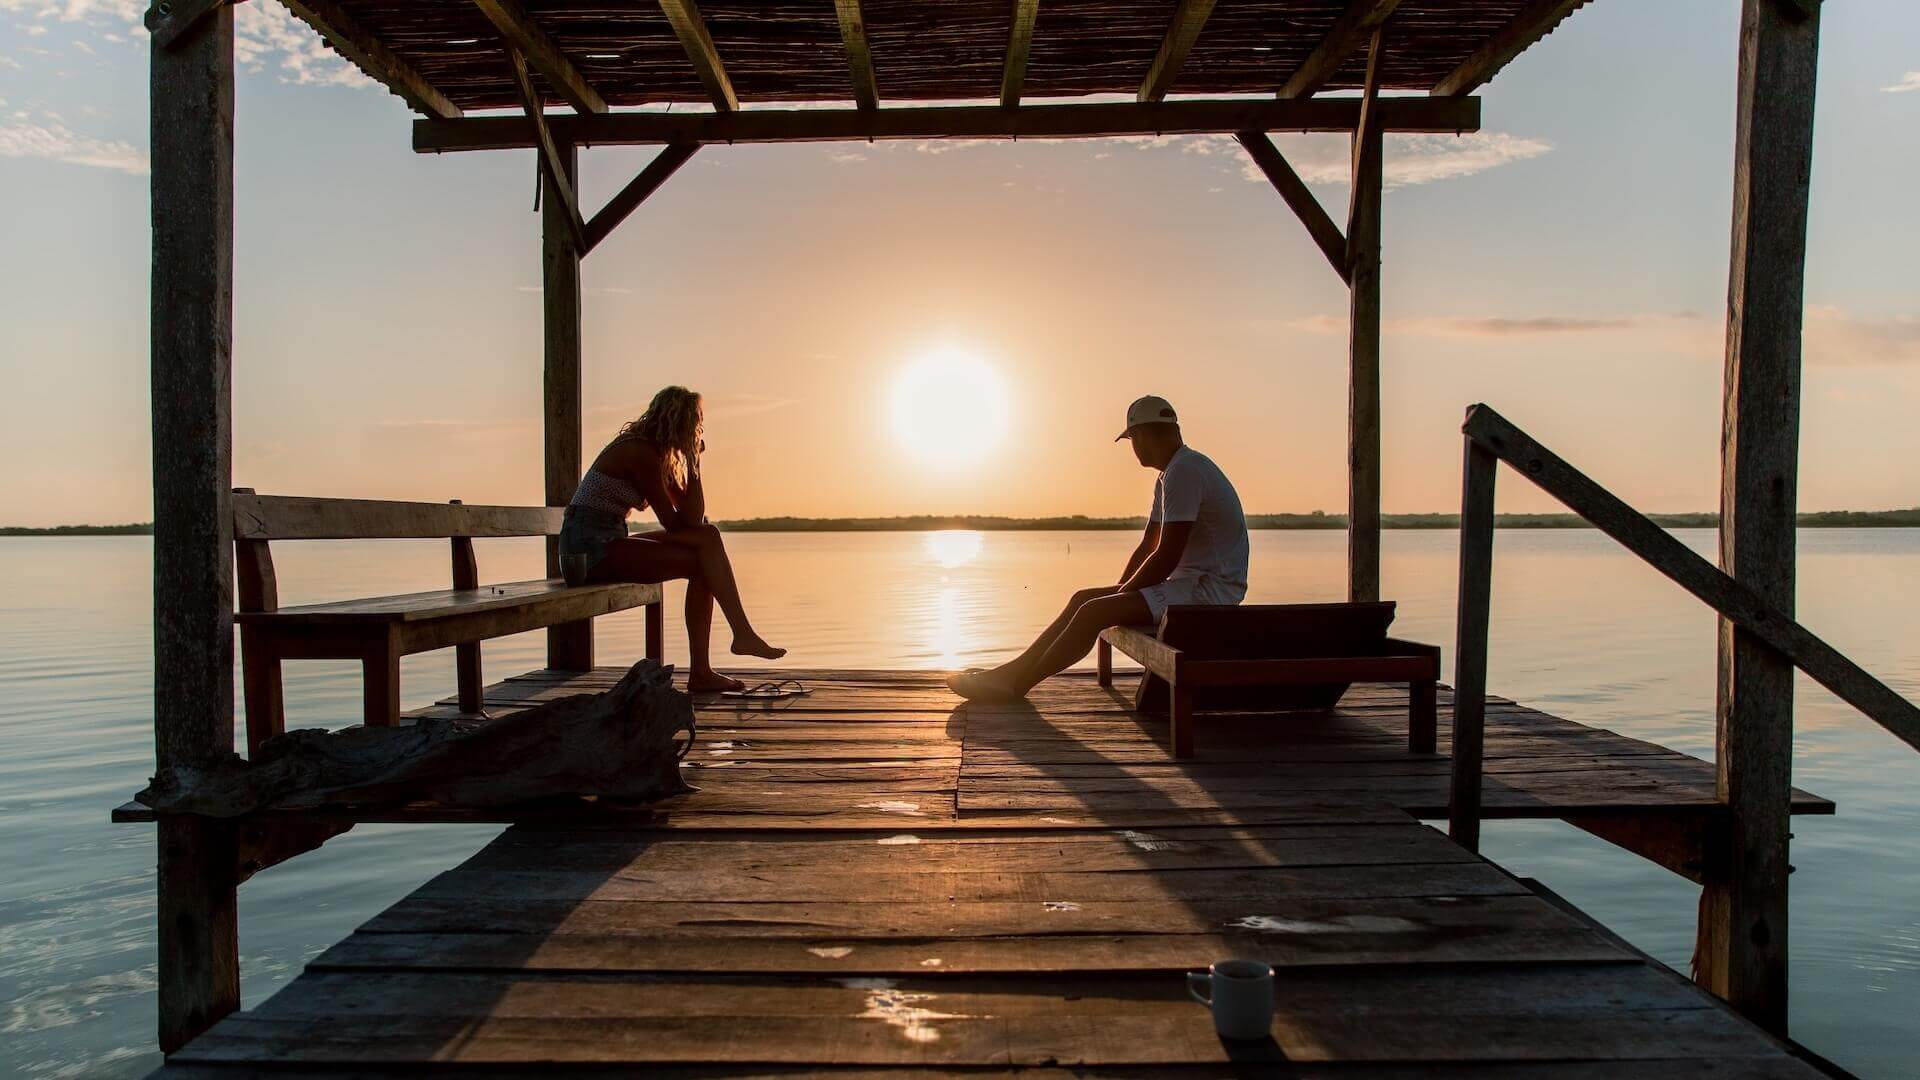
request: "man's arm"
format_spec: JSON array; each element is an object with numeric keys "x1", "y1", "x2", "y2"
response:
[
  {"x1": 1120, "y1": 520, "x2": 1193, "y2": 592},
  {"x1": 1119, "y1": 521, "x2": 1160, "y2": 584}
]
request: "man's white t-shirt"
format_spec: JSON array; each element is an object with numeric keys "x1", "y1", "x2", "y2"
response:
[{"x1": 1150, "y1": 446, "x2": 1250, "y2": 592}]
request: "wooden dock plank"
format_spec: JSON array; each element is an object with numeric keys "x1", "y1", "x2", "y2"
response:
[{"x1": 155, "y1": 668, "x2": 1833, "y2": 1076}]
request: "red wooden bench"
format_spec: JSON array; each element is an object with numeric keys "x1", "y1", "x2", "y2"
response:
[
  {"x1": 1096, "y1": 601, "x2": 1440, "y2": 758},
  {"x1": 232, "y1": 490, "x2": 663, "y2": 755}
]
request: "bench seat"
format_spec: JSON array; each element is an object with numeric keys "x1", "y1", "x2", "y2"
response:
[
  {"x1": 1097, "y1": 602, "x2": 1440, "y2": 758},
  {"x1": 232, "y1": 491, "x2": 665, "y2": 754}
]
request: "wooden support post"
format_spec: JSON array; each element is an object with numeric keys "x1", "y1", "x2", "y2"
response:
[
  {"x1": 544, "y1": 139, "x2": 593, "y2": 672},
  {"x1": 450, "y1": 500, "x2": 484, "y2": 714},
  {"x1": 1701, "y1": 0, "x2": 1821, "y2": 1035},
  {"x1": 1449, "y1": 435, "x2": 1496, "y2": 853},
  {"x1": 149, "y1": 4, "x2": 240, "y2": 1053},
  {"x1": 1096, "y1": 637, "x2": 1114, "y2": 687},
  {"x1": 1345, "y1": 30, "x2": 1385, "y2": 604}
]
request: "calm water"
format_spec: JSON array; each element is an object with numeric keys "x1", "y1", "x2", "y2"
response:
[{"x1": 3, "y1": 529, "x2": 1918, "y2": 1077}]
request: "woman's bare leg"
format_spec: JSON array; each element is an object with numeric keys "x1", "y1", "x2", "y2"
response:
[
  {"x1": 683, "y1": 581, "x2": 743, "y2": 691},
  {"x1": 593, "y1": 526, "x2": 783, "y2": 660}
]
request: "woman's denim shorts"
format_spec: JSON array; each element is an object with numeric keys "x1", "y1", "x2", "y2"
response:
[{"x1": 558, "y1": 506, "x2": 628, "y2": 576}]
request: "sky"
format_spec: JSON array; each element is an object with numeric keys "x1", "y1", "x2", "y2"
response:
[{"x1": 0, "y1": 1, "x2": 1916, "y2": 527}]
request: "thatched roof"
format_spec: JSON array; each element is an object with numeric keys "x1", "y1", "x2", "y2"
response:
[{"x1": 283, "y1": 0, "x2": 1593, "y2": 118}]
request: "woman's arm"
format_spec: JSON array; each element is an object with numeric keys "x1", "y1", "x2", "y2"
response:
[
  {"x1": 677, "y1": 452, "x2": 708, "y2": 525},
  {"x1": 628, "y1": 448, "x2": 691, "y2": 533}
]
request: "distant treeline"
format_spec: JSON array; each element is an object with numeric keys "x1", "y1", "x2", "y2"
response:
[
  {"x1": 716, "y1": 509, "x2": 1920, "y2": 532},
  {"x1": 6, "y1": 509, "x2": 1920, "y2": 536},
  {"x1": 0, "y1": 523, "x2": 154, "y2": 536}
]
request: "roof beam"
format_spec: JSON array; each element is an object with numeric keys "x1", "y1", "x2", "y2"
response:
[
  {"x1": 505, "y1": 45, "x2": 586, "y2": 252},
  {"x1": 415, "y1": 96, "x2": 1480, "y2": 152},
  {"x1": 1277, "y1": 0, "x2": 1400, "y2": 99},
  {"x1": 582, "y1": 144, "x2": 700, "y2": 255},
  {"x1": 1139, "y1": 0, "x2": 1216, "y2": 103},
  {"x1": 1000, "y1": 0, "x2": 1040, "y2": 107},
  {"x1": 1235, "y1": 131, "x2": 1349, "y2": 283},
  {"x1": 471, "y1": 0, "x2": 607, "y2": 114},
  {"x1": 1432, "y1": 0, "x2": 1589, "y2": 96},
  {"x1": 657, "y1": 0, "x2": 738, "y2": 112},
  {"x1": 832, "y1": 0, "x2": 879, "y2": 111},
  {"x1": 279, "y1": 0, "x2": 462, "y2": 118}
]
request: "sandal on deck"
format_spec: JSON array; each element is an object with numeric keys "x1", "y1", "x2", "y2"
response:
[{"x1": 719, "y1": 679, "x2": 812, "y2": 700}]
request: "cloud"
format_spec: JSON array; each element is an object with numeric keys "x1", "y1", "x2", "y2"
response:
[
  {"x1": 1234, "y1": 131, "x2": 1553, "y2": 189},
  {"x1": 2, "y1": 0, "x2": 369, "y2": 88},
  {"x1": 1883, "y1": 71, "x2": 1920, "y2": 93},
  {"x1": 0, "y1": 114, "x2": 145, "y2": 172},
  {"x1": 1286, "y1": 311, "x2": 1703, "y2": 338},
  {"x1": 1285, "y1": 306, "x2": 1920, "y2": 367},
  {"x1": 1804, "y1": 306, "x2": 1920, "y2": 366}
]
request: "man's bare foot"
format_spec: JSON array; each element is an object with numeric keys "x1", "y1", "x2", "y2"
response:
[
  {"x1": 947, "y1": 670, "x2": 1026, "y2": 703},
  {"x1": 688, "y1": 670, "x2": 746, "y2": 693},
  {"x1": 731, "y1": 634, "x2": 787, "y2": 660}
]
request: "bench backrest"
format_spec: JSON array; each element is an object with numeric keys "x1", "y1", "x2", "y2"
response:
[
  {"x1": 233, "y1": 492, "x2": 563, "y2": 540},
  {"x1": 231, "y1": 490, "x2": 571, "y2": 614},
  {"x1": 1157, "y1": 601, "x2": 1396, "y2": 659}
]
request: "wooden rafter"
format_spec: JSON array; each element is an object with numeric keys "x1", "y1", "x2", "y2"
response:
[
  {"x1": 657, "y1": 0, "x2": 738, "y2": 112},
  {"x1": 1235, "y1": 131, "x2": 1349, "y2": 283},
  {"x1": 1138, "y1": 0, "x2": 1216, "y2": 103},
  {"x1": 583, "y1": 144, "x2": 701, "y2": 254},
  {"x1": 1277, "y1": 0, "x2": 1400, "y2": 99},
  {"x1": 832, "y1": 0, "x2": 879, "y2": 111},
  {"x1": 415, "y1": 95, "x2": 1481, "y2": 152},
  {"x1": 1431, "y1": 0, "x2": 1589, "y2": 96},
  {"x1": 506, "y1": 46, "x2": 586, "y2": 252},
  {"x1": 1347, "y1": 25, "x2": 1386, "y2": 253},
  {"x1": 280, "y1": 0, "x2": 462, "y2": 118},
  {"x1": 1000, "y1": 0, "x2": 1039, "y2": 108},
  {"x1": 471, "y1": 0, "x2": 606, "y2": 114}
]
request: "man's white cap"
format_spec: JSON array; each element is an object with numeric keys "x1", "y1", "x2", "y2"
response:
[{"x1": 1115, "y1": 395, "x2": 1178, "y2": 441}]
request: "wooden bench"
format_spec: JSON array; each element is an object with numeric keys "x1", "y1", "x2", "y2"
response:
[
  {"x1": 1096, "y1": 601, "x2": 1440, "y2": 758},
  {"x1": 232, "y1": 490, "x2": 663, "y2": 755}
]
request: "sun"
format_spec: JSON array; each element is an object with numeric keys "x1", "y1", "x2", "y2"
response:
[{"x1": 888, "y1": 346, "x2": 1010, "y2": 468}]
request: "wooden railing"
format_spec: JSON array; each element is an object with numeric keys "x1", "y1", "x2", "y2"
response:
[{"x1": 1447, "y1": 404, "x2": 1920, "y2": 851}]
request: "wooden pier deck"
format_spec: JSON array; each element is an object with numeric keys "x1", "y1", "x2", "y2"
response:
[{"x1": 153, "y1": 669, "x2": 1836, "y2": 1076}]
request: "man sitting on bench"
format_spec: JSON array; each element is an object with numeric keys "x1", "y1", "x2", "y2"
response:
[{"x1": 949, "y1": 395, "x2": 1249, "y2": 702}]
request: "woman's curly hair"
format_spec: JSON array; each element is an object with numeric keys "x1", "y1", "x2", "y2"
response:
[{"x1": 620, "y1": 386, "x2": 703, "y2": 487}]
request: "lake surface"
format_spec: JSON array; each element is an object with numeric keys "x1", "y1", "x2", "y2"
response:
[{"x1": 3, "y1": 529, "x2": 1917, "y2": 1077}]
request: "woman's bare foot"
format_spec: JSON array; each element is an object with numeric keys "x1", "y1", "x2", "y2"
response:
[
  {"x1": 688, "y1": 670, "x2": 746, "y2": 693},
  {"x1": 731, "y1": 634, "x2": 787, "y2": 661}
]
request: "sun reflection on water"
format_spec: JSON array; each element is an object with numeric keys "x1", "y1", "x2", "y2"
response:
[{"x1": 923, "y1": 530, "x2": 984, "y2": 568}]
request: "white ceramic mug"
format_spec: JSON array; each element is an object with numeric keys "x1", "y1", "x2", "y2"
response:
[{"x1": 1187, "y1": 959, "x2": 1275, "y2": 1041}]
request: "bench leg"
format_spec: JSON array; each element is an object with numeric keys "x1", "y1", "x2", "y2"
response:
[
  {"x1": 239, "y1": 628, "x2": 286, "y2": 758},
  {"x1": 456, "y1": 640, "x2": 483, "y2": 715},
  {"x1": 1410, "y1": 679, "x2": 1438, "y2": 754},
  {"x1": 363, "y1": 647, "x2": 401, "y2": 728},
  {"x1": 644, "y1": 600, "x2": 665, "y2": 664},
  {"x1": 1169, "y1": 673, "x2": 1195, "y2": 759},
  {"x1": 1096, "y1": 637, "x2": 1112, "y2": 687}
]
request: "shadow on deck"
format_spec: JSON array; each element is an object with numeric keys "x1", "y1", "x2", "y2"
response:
[{"x1": 149, "y1": 668, "x2": 1839, "y2": 1077}]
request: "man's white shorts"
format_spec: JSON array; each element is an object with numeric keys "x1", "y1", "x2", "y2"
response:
[{"x1": 1138, "y1": 574, "x2": 1247, "y2": 624}]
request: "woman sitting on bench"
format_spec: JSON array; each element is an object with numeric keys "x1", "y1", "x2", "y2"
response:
[{"x1": 562, "y1": 385, "x2": 785, "y2": 691}]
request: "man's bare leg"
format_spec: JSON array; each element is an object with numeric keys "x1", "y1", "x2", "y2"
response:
[
  {"x1": 954, "y1": 590, "x2": 1151, "y2": 701},
  {"x1": 977, "y1": 586, "x2": 1120, "y2": 683}
]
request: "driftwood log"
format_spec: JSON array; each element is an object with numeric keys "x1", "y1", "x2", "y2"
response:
[{"x1": 138, "y1": 660, "x2": 695, "y2": 817}]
